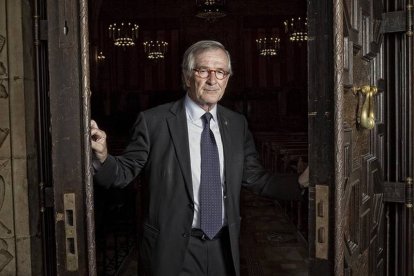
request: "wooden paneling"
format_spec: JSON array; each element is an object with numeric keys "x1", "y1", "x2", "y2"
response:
[{"x1": 308, "y1": 0, "x2": 387, "y2": 275}]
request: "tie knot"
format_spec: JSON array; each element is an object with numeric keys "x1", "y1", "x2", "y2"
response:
[{"x1": 203, "y1": 112, "x2": 213, "y2": 124}]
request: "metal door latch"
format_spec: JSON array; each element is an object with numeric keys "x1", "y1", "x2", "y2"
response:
[
  {"x1": 64, "y1": 193, "x2": 78, "y2": 271},
  {"x1": 315, "y1": 185, "x2": 329, "y2": 260}
]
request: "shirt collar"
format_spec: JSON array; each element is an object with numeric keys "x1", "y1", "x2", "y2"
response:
[{"x1": 184, "y1": 94, "x2": 218, "y2": 123}]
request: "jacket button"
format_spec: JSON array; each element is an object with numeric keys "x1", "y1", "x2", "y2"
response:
[
  {"x1": 182, "y1": 233, "x2": 189, "y2": 238},
  {"x1": 188, "y1": 203, "x2": 194, "y2": 209}
]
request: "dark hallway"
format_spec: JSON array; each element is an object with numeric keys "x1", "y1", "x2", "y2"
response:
[{"x1": 89, "y1": 0, "x2": 309, "y2": 275}]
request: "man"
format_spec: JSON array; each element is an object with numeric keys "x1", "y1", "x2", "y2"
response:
[{"x1": 91, "y1": 40, "x2": 308, "y2": 276}]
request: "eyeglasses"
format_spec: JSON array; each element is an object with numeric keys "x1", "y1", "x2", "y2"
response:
[{"x1": 193, "y1": 68, "x2": 230, "y2": 80}]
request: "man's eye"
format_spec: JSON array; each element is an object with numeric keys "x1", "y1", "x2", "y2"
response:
[
  {"x1": 199, "y1": 69, "x2": 207, "y2": 73},
  {"x1": 217, "y1": 70, "x2": 224, "y2": 75}
]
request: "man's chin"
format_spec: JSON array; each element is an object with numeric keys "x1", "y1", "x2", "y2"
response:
[{"x1": 202, "y1": 93, "x2": 222, "y2": 102}]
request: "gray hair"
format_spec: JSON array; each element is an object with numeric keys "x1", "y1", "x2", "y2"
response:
[{"x1": 181, "y1": 40, "x2": 232, "y2": 90}]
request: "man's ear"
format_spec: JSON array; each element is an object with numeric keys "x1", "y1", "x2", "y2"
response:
[
  {"x1": 181, "y1": 74, "x2": 191, "y2": 89},
  {"x1": 184, "y1": 77, "x2": 191, "y2": 88}
]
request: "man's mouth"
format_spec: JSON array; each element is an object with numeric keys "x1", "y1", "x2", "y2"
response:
[{"x1": 204, "y1": 87, "x2": 218, "y2": 92}]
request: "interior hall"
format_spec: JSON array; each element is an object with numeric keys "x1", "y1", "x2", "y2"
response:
[{"x1": 89, "y1": 0, "x2": 309, "y2": 275}]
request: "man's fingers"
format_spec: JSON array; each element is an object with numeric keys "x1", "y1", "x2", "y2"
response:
[
  {"x1": 91, "y1": 119, "x2": 98, "y2": 129},
  {"x1": 91, "y1": 128, "x2": 100, "y2": 137},
  {"x1": 91, "y1": 140, "x2": 99, "y2": 150},
  {"x1": 90, "y1": 120, "x2": 107, "y2": 142},
  {"x1": 91, "y1": 128, "x2": 106, "y2": 142},
  {"x1": 91, "y1": 140, "x2": 104, "y2": 151},
  {"x1": 91, "y1": 140, "x2": 108, "y2": 163},
  {"x1": 90, "y1": 120, "x2": 108, "y2": 163}
]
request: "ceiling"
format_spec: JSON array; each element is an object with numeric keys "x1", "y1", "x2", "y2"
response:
[{"x1": 89, "y1": 0, "x2": 307, "y2": 41}]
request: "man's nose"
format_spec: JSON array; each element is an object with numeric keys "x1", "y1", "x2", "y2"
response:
[{"x1": 206, "y1": 71, "x2": 217, "y2": 84}]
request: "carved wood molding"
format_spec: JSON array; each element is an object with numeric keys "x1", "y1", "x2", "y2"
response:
[
  {"x1": 334, "y1": 1, "x2": 345, "y2": 275},
  {"x1": 80, "y1": 0, "x2": 97, "y2": 274}
]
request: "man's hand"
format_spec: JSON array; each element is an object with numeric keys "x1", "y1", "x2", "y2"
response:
[
  {"x1": 91, "y1": 120, "x2": 108, "y2": 163},
  {"x1": 298, "y1": 166, "x2": 309, "y2": 188}
]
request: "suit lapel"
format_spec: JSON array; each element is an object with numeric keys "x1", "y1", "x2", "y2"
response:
[
  {"x1": 167, "y1": 99, "x2": 194, "y2": 201},
  {"x1": 217, "y1": 106, "x2": 232, "y2": 194}
]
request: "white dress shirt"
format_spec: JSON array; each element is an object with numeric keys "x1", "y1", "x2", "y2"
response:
[{"x1": 184, "y1": 94, "x2": 226, "y2": 228}]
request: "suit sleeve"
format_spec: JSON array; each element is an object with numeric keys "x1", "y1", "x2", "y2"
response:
[
  {"x1": 93, "y1": 112, "x2": 150, "y2": 189},
  {"x1": 241, "y1": 118, "x2": 303, "y2": 200}
]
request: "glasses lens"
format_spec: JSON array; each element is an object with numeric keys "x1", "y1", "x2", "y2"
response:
[
  {"x1": 194, "y1": 69, "x2": 228, "y2": 79},
  {"x1": 215, "y1": 71, "x2": 224, "y2": 79},
  {"x1": 199, "y1": 69, "x2": 208, "y2": 78}
]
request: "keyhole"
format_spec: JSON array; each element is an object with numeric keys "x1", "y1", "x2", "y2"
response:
[{"x1": 63, "y1": 20, "x2": 69, "y2": 35}]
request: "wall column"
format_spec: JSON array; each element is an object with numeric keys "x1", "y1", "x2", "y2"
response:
[{"x1": 0, "y1": 0, "x2": 42, "y2": 275}]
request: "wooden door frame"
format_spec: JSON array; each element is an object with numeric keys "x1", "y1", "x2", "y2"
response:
[
  {"x1": 45, "y1": 0, "x2": 96, "y2": 274},
  {"x1": 307, "y1": 0, "x2": 336, "y2": 274},
  {"x1": 41, "y1": 0, "x2": 413, "y2": 275}
]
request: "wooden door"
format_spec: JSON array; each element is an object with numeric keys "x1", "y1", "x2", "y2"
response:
[
  {"x1": 308, "y1": 0, "x2": 413, "y2": 275},
  {"x1": 36, "y1": 0, "x2": 96, "y2": 275}
]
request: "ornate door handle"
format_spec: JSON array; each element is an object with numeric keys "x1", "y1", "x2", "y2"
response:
[{"x1": 352, "y1": 85, "x2": 378, "y2": 129}]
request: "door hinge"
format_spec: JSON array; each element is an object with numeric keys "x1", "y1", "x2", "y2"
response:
[
  {"x1": 408, "y1": 3, "x2": 414, "y2": 36},
  {"x1": 381, "y1": 4, "x2": 414, "y2": 34},
  {"x1": 383, "y1": 177, "x2": 413, "y2": 208},
  {"x1": 406, "y1": 177, "x2": 413, "y2": 208},
  {"x1": 381, "y1": 11, "x2": 406, "y2": 34}
]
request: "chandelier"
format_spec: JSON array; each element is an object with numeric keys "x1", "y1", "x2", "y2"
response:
[
  {"x1": 143, "y1": 40, "x2": 168, "y2": 60},
  {"x1": 108, "y1": 22, "x2": 139, "y2": 47},
  {"x1": 255, "y1": 37, "x2": 280, "y2": 56},
  {"x1": 97, "y1": 51, "x2": 106, "y2": 61},
  {"x1": 195, "y1": 0, "x2": 226, "y2": 22},
  {"x1": 284, "y1": 17, "x2": 308, "y2": 42}
]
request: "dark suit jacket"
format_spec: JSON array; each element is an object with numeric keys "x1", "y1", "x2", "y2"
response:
[{"x1": 94, "y1": 97, "x2": 302, "y2": 276}]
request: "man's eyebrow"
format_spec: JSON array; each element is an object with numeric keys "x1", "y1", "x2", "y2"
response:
[{"x1": 196, "y1": 66, "x2": 227, "y2": 70}]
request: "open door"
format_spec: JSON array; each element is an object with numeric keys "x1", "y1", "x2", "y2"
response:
[
  {"x1": 35, "y1": 0, "x2": 96, "y2": 274},
  {"x1": 308, "y1": 0, "x2": 413, "y2": 275}
]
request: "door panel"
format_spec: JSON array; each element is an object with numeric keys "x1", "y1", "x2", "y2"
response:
[
  {"x1": 342, "y1": 0, "x2": 385, "y2": 275},
  {"x1": 342, "y1": 1, "x2": 386, "y2": 275},
  {"x1": 308, "y1": 0, "x2": 412, "y2": 275},
  {"x1": 44, "y1": 0, "x2": 96, "y2": 274}
]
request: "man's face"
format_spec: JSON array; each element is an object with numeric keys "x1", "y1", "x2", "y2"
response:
[{"x1": 186, "y1": 48, "x2": 230, "y2": 111}]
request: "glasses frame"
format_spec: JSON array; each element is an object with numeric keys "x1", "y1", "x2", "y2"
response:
[{"x1": 192, "y1": 68, "x2": 230, "y2": 80}]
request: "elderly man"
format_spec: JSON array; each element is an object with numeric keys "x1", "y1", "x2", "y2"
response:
[{"x1": 91, "y1": 40, "x2": 307, "y2": 276}]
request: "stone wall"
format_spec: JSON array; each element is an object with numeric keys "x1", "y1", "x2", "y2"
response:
[{"x1": 0, "y1": 0, "x2": 42, "y2": 275}]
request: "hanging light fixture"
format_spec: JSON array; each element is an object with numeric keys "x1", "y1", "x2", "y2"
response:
[
  {"x1": 195, "y1": 0, "x2": 226, "y2": 22},
  {"x1": 143, "y1": 40, "x2": 168, "y2": 60},
  {"x1": 97, "y1": 51, "x2": 106, "y2": 61},
  {"x1": 284, "y1": 17, "x2": 308, "y2": 42},
  {"x1": 255, "y1": 37, "x2": 281, "y2": 57},
  {"x1": 108, "y1": 22, "x2": 139, "y2": 47}
]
